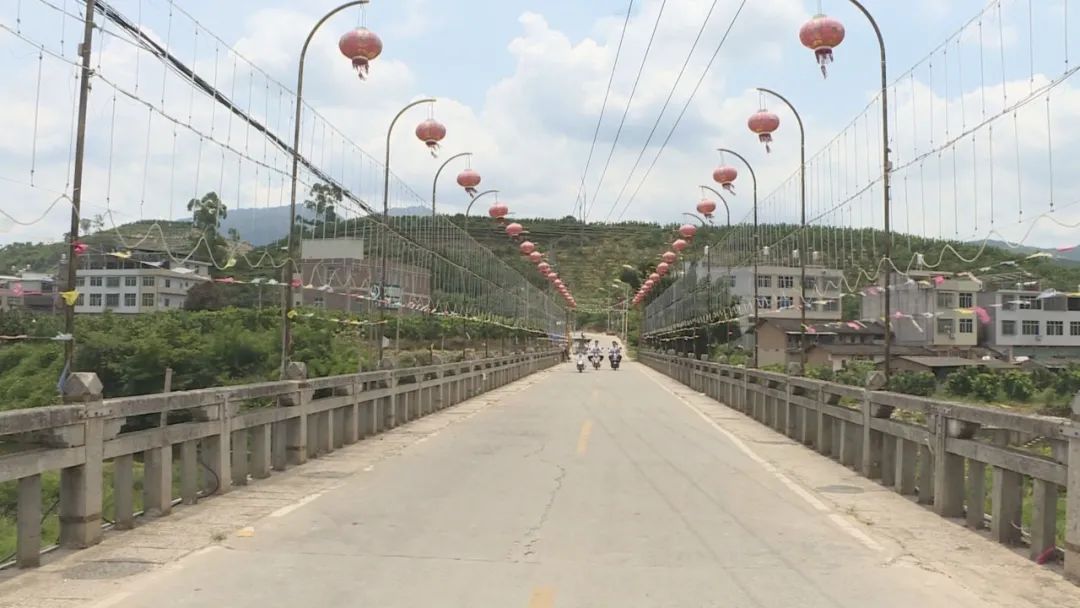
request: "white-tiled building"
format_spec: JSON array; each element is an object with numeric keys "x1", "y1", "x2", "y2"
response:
[
  {"x1": 979, "y1": 288, "x2": 1080, "y2": 350},
  {"x1": 861, "y1": 271, "x2": 981, "y2": 349},
  {"x1": 69, "y1": 250, "x2": 211, "y2": 314},
  {"x1": 723, "y1": 264, "x2": 845, "y2": 321}
]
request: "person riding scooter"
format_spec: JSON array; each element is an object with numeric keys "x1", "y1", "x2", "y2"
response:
[
  {"x1": 575, "y1": 352, "x2": 586, "y2": 373},
  {"x1": 588, "y1": 340, "x2": 603, "y2": 370},
  {"x1": 608, "y1": 341, "x2": 622, "y2": 370}
]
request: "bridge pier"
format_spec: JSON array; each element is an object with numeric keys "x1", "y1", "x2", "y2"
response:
[{"x1": 59, "y1": 373, "x2": 105, "y2": 549}]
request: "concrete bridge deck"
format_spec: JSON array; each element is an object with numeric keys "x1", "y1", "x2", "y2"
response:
[{"x1": 1, "y1": 360, "x2": 1077, "y2": 607}]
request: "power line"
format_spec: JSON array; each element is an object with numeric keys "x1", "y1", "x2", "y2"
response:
[
  {"x1": 583, "y1": 0, "x2": 670, "y2": 222},
  {"x1": 571, "y1": 0, "x2": 635, "y2": 221},
  {"x1": 616, "y1": 0, "x2": 748, "y2": 221},
  {"x1": 602, "y1": 0, "x2": 722, "y2": 222}
]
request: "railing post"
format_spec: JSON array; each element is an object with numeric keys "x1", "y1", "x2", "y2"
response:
[
  {"x1": 1066, "y1": 397, "x2": 1080, "y2": 578},
  {"x1": 283, "y1": 361, "x2": 310, "y2": 466},
  {"x1": 933, "y1": 411, "x2": 966, "y2": 518},
  {"x1": 202, "y1": 395, "x2": 232, "y2": 496},
  {"x1": 59, "y1": 373, "x2": 104, "y2": 548},
  {"x1": 16, "y1": 474, "x2": 42, "y2": 567}
]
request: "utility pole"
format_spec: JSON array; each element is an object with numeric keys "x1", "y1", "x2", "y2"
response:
[{"x1": 63, "y1": 0, "x2": 98, "y2": 371}]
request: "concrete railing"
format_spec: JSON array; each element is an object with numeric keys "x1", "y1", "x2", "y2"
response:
[
  {"x1": 640, "y1": 350, "x2": 1080, "y2": 579},
  {"x1": 0, "y1": 350, "x2": 560, "y2": 568}
]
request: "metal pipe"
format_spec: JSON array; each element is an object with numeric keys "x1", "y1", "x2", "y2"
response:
[
  {"x1": 431, "y1": 151, "x2": 472, "y2": 217},
  {"x1": 378, "y1": 97, "x2": 437, "y2": 362},
  {"x1": 63, "y1": 0, "x2": 98, "y2": 371},
  {"x1": 282, "y1": 0, "x2": 370, "y2": 377},
  {"x1": 757, "y1": 86, "x2": 807, "y2": 373},
  {"x1": 846, "y1": 0, "x2": 893, "y2": 380},
  {"x1": 462, "y1": 189, "x2": 501, "y2": 220},
  {"x1": 716, "y1": 148, "x2": 758, "y2": 368}
]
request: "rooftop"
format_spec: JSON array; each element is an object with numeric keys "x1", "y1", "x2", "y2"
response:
[{"x1": 891, "y1": 355, "x2": 1014, "y2": 369}]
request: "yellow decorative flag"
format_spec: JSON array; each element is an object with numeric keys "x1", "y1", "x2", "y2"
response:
[
  {"x1": 60, "y1": 290, "x2": 79, "y2": 306},
  {"x1": 110, "y1": 250, "x2": 132, "y2": 259},
  {"x1": 287, "y1": 309, "x2": 298, "y2": 320},
  {"x1": 223, "y1": 257, "x2": 237, "y2": 269}
]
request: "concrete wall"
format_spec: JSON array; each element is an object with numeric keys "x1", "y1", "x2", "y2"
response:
[{"x1": 980, "y1": 290, "x2": 1080, "y2": 349}]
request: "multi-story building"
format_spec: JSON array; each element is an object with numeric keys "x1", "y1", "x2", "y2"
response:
[
  {"x1": 979, "y1": 288, "x2": 1080, "y2": 358},
  {"x1": 722, "y1": 264, "x2": 845, "y2": 322},
  {"x1": 67, "y1": 249, "x2": 211, "y2": 314},
  {"x1": 0, "y1": 272, "x2": 57, "y2": 312},
  {"x1": 861, "y1": 270, "x2": 981, "y2": 351},
  {"x1": 299, "y1": 238, "x2": 430, "y2": 311}
]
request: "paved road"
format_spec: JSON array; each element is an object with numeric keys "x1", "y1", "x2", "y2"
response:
[{"x1": 93, "y1": 360, "x2": 1070, "y2": 607}]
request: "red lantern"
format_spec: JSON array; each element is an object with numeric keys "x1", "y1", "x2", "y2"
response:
[
  {"x1": 672, "y1": 239, "x2": 688, "y2": 252},
  {"x1": 799, "y1": 14, "x2": 846, "y2": 78},
  {"x1": 505, "y1": 222, "x2": 524, "y2": 238},
  {"x1": 696, "y1": 198, "x2": 717, "y2": 219},
  {"x1": 649, "y1": 272, "x2": 660, "y2": 282},
  {"x1": 748, "y1": 109, "x2": 781, "y2": 153},
  {"x1": 679, "y1": 224, "x2": 697, "y2": 239},
  {"x1": 456, "y1": 168, "x2": 481, "y2": 196},
  {"x1": 657, "y1": 262, "x2": 670, "y2": 276},
  {"x1": 548, "y1": 272, "x2": 559, "y2": 282},
  {"x1": 519, "y1": 241, "x2": 536, "y2": 255},
  {"x1": 712, "y1": 165, "x2": 737, "y2": 193},
  {"x1": 528, "y1": 251, "x2": 543, "y2": 264},
  {"x1": 488, "y1": 202, "x2": 509, "y2": 220},
  {"x1": 338, "y1": 28, "x2": 383, "y2": 79},
  {"x1": 661, "y1": 251, "x2": 677, "y2": 264},
  {"x1": 415, "y1": 118, "x2": 447, "y2": 156},
  {"x1": 644, "y1": 280, "x2": 654, "y2": 289},
  {"x1": 537, "y1": 262, "x2": 551, "y2": 273}
]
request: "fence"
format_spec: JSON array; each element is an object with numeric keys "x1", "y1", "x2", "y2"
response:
[
  {"x1": 0, "y1": 350, "x2": 560, "y2": 568},
  {"x1": 640, "y1": 350, "x2": 1080, "y2": 579}
]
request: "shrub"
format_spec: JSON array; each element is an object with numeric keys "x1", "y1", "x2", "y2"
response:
[
  {"x1": 887, "y1": 371, "x2": 936, "y2": 397},
  {"x1": 1001, "y1": 371, "x2": 1035, "y2": 402},
  {"x1": 805, "y1": 365, "x2": 835, "y2": 382},
  {"x1": 1054, "y1": 367, "x2": 1080, "y2": 396},
  {"x1": 945, "y1": 367, "x2": 981, "y2": 396},
  {"x1": 971, "y1": 373, "x2": 1002, "y2": 401},
  {"x1": 835, "y1": 360, "x2": 875, "y2": 386}
]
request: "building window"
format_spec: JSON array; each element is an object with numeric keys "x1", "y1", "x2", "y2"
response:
[
  {"x1": 164, "y1": 279, "x2": 172, "y2": 288},
  {"x1": 142, "y1": 293, "x2": 155, "y2": 307},
  {"x1": 164, "y1": 297, "x2": 171, "y2": 308},
  {"x1": 1071, "y1": 321, "x2": 1080, "y2": 336},
  {"x1": 89, "y1": 293, "x2": 102, "y2": 306},
  {"x1": 124, "y1": 293, "x2": 136, "y2": 307},
  {"x1": 142, "y1": 276, "x2": 155, "y2": 287},
  {"x1": 105, "y1": 293, "x2": 119, "y2": 307},
  {"x1": 937, "y1": 318, "x2": 955, "y2": 335},
  {"x1": 937, "y1": 292, "x2": 956, "y2": 308},
  {"x1": 124, "y1": 276, "x2": 137, "y2": 287},
  {"x1": 778, "y1": 275, "x2": 794, "y2": 289},
  {"x1": 823, "y1": 299, "x2": 840, "y2": 312},
  {"x1": 757, "y1": 296, "x2": 772, "y2": 309},
  {"x1": 778, "y1": 296, "x2": 794, "y2": 309},
  {"x1": 106, "y1": 276, "x2": 120, "y2": 288},
  {"x1": 76, "y1": 294, "x2": 85, "y2": 306},
  {"x1": 959, "y1": 292, "x2": 973, "y2": 308},
  {"x1": 959, "y1": 318, "x2": 974, "y2": 333},
  {"x1": 1019, "y1": 295, "x2": 1041, "y2": 310},
  {"x1": 727, "y1": 276, "x2": 736, "y2": 288},
  {"x1": 803, "y1": 276, "x2": 817, "y2": 289},
  {"x1": 75, "y1": 277, "x2": 85, "y2": 287},
  {"x1": 756, "y1": 275, "x2": 772, "y2": 288},
  {"x1": 1022, "y1": 320, "x2": 1040, "y2": 336},
  {"x1": 1002, "y1": 320, "x2": 1016, "y2": 336},
  {"x1": 89, "y1": 276, "x2": 103, "y2": 287},
  {"x1": 1047, "y1": 320, "x2": 1064, "y2": 336},
  {"x1": 314, "y1": 296, "x2": 325, "y2": 309}
]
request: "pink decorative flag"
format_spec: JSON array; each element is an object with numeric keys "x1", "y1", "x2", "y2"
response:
[
  {"x1": 932, "y1": 275, "x2": 945, "y2": 286},
  {"x1": 1057, "y1": 245, "x2": 1077, "y2": 253},
  {"x1": 11, "y1": 282, "x2": 23, "y2": 297},
  {"x1": 973, "y1": 306, "x2": 991, "y2": 325}
]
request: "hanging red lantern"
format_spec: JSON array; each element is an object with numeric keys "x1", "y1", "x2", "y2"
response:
[
  {"x1": 644, "y1": 280, "x2": 654, "y2": 289},
  {"x1": 456, "y1": 168, "x2": 481, "y2": 196},
  {"x1": 696, "y1": 198, "x2": 717, "y2": 219},
  {"x1": 338, "y1": 28, "x2": 383, "y2": 79},
  {"x1": 537, "y1": 262, "x2": 551, "y2": 273},
  {"x1": 799, "y1": 14, "x2": 846, "y2": 78},
  {"x1": 528, "y1": 251, "x2": 543, "y2": 264},
  {"x1": 672, "y1": 239, "x2": 688, "y2": 252},
  {"x1": 712, "y1": 165, "x2": 737, "y2": 193},
  {"x1": 748, "y1": 109, "x2": 781, "y2": 153},
  {"x1": 679, "y1": 224, "x2": 697, "y2": 239},
  {"x1": 649, "y1": 272, "x2": 660, "y2": 282},
  {"x1": 488, "y1": 202, "x2": 509, "y2": 221},
  {"x1": 415, "y1": 118, "x2": 447, "y2": 156},
  {"x1": 505, "y1": 222, "x2": 524, "y2": 238},
  {"x1": 548, "y1": 272, "x2": 559, "y2": 282},
  {"x1": 657, "y1": 262, "x2": 670, "y2": 276},
  {"x1": 661, "y1": 251, "x2": 677, "y2": 264},
  {"x1": 519, "y1": 241, "x2": 536, "y2": 255}
]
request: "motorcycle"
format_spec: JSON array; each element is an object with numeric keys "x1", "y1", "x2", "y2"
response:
[
  {"x1": 590, "y1": 354, "x2": 602, "y2": 370},
  {"x1": 575, "y1": 354, "x2": 586, "y2": 373},
  {"x1": 609, "y1": 353, "x2": 622, "y2": 371}
]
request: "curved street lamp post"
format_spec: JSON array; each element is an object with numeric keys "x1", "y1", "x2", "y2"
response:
[
  {"x1": 697, "y1": 185, "x2": 732, "y2": 228},
  {"x1": 756, "y1": 86, "x2": 808, "y2": 373},
  {"x1": 716, "y1": 148, "x2": 759, "y2": 368},
  {"x1": 431, "y1": 151, "x2": 472, "y2": 217}
]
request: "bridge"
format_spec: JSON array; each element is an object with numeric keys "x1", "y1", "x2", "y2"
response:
[{"x1": 2, "y1": 347, "x2": 1079, "y2": 607}]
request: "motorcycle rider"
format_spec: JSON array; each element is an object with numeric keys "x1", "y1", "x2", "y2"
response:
[
  {"x1": 588, "y1": 340, "x2": 603, "y2": 366},
  {"x1": 608, "y1": 341, "x2": 622, "y2": 364}
]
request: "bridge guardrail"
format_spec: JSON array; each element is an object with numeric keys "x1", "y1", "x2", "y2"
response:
[
  {"x1": 0, "y1": 350, "x2": 561, "y2": 568},
  {"x1": 639, "y1": 350, "x2": 1080, "y2": 580}
]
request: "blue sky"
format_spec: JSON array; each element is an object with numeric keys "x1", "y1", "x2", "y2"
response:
[{"x1": 2, "y1": 0, "x2": 1079, "y2": 250}]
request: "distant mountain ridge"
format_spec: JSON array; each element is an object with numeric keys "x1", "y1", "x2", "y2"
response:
[{"x1": 215, "y1": 205, "x2": 431, "y2": 246}]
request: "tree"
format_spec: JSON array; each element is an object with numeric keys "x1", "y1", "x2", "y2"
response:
[
  {"x1": 184, "y1": 282, "x2": 228, "y2": 311},
  {"x1": 187, "y1": 192, "x2": 228, "y2": 232},
  {"x1": 301, "y1": 183, "x2": 342, "y2": 232},
  {"x1": 1001, "y1": 371, "x2": 1035, "y2": 402}
]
